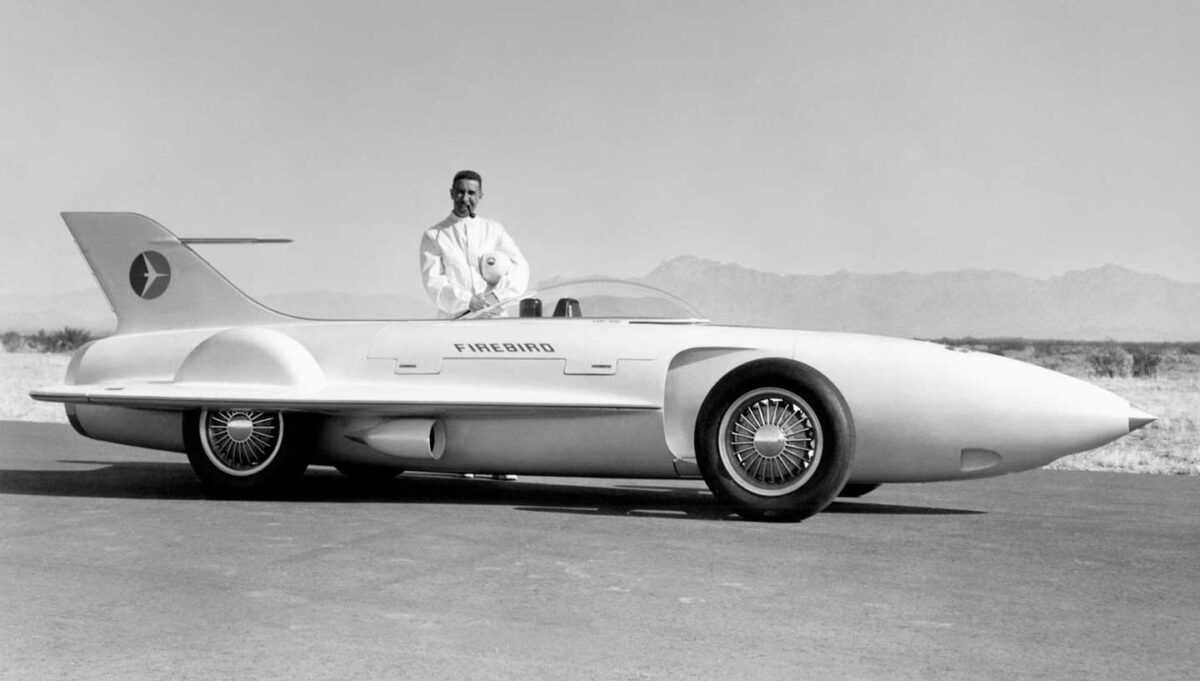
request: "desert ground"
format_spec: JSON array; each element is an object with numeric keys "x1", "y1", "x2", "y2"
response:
[
  {"x1": 2, "y1": 343, "x2": 1196, "y2": 475},
  {"x1": 1, "y1": 352, "x2": 72, "y2": 424},
  {"x1": 3, "y1": 342, "x2": 1197, "y2": 681}
]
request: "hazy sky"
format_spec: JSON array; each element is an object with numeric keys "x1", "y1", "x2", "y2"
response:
[{"x1": 2, "y1": 0, "x2": 1197, "y2": 303}]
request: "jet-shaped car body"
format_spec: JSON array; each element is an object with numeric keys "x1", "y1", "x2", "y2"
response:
[{"x1": 31, "y1": 213, "x2": 1154, "y2": 521}]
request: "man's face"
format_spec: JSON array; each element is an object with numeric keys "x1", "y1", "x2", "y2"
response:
[{"x1": 450, "y1": 179, "x2": 483, "y2": 218}]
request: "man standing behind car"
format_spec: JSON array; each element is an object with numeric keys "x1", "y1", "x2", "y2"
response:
[{"x1": 419, "y1": 170, "x2": 530, "y2": 318}]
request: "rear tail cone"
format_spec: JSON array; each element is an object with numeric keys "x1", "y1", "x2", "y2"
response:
[{"x1": 1128, "y1": 407, "x2": 1157, "y2": 433}]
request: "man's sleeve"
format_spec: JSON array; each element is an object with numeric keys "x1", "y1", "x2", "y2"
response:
[
  {"x1": 419, "y1": 232, "x2": 472, "y2": 316},
  {"x1": 492, "y1": 227, "x2": 530, "y2": 302}
]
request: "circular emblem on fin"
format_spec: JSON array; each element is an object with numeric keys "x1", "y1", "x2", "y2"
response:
[{"x1": 129, "y1": 251, "x2": 171, "y2": 299}]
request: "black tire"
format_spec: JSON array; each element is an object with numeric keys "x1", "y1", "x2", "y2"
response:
[
  {"x1": 695, "y1": 360, "x2": 855, "y2": 522},
  {"x1": 335, "y1": 463, "x2": 404, "y2": 481},
  {"x1": 184, "y1": 408, "x2": 310, "y2": 497},
  {"x1": 838, "y1": 483, "x2": 881, "y2": 498}
]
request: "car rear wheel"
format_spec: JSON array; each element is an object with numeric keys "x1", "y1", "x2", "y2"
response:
[
  {"x1": 184, "y1": 408, "x2": 310, "y2": 496},
  {"x1": 696, "y1": 363, "x2": 854, "y2": 521}
]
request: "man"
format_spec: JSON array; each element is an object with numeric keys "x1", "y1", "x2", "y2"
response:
[
  {"x1": 420, "y1": 170, "x2": 528, "y2": 482},
  {"x1": 419, "y1": 170, "x2": 530, "y2": 318}
]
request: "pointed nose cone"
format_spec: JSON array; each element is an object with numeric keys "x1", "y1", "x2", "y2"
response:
[{"x1": 1128, "y1": 407, "x2": 1157, "y2": 433}]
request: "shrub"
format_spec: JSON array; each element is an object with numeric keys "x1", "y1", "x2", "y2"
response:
[
  {"x1": 1180, "y1": 342, "x2": 1200, "y2": 356},
  {"x1": 9, "y1": 327, "x2": 94, "y2": 353},
  {"x1": 983, "y1": 338, "x2": 1027, "y2": 355},
  {"x1": 55, "y1": 327, "x2": 93, "y2": 352},
  {"x1": 1, "y1": 331, "x2": 23, "y2": 352},
  {"x1": 1125, "y1": 345, "x2": 1163, "y2": 378},
  {"x1": 1087, "y1": 345, "x2": 1132, "y2": 378},
  {"x1": 931, "y1": 337, "x2": 1028, "y2": 355},
  {"x1": 1032, "y1": 340, "x2": 1065, "y2": 357},
  {"x1": 932, "y1": 337, "x2": 974, "y2": 348}
]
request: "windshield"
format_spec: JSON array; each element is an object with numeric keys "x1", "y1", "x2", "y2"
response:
[{"x1": 461, "y1": 277, "x2": 707, "y2": 321}]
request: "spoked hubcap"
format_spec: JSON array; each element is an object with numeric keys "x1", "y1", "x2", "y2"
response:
[
  {"x1": 199, "y1": 408, "x2": 284, "y2": 476},
  {"x1": 718, "y1": 388, "x2": 823, "y2": 496}
]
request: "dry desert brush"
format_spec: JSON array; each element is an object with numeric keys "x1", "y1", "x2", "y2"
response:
[{"x1": 2, "y1": 327, "x2": 94, "y2": 353}]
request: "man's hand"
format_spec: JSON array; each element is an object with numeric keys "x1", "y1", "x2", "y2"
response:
[{"x1": 468, "y1": 291, "x2": 499, "y2": 313}]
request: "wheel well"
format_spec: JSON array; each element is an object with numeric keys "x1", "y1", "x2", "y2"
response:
[
  {"x1": 183, "y1": 408, "x2": 312, "y2": 496},
  {"x1": 692, "y1": 357, "x2": 858, "y2": 521},
  {"x1": 694, "y1": 358, "x2": 855, "y2": 453}
]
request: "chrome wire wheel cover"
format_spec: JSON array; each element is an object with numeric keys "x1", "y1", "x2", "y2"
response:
[
  {"x1": 717, "y1": 388, "x2": 823, "y2": 497},
  {"x1": 199, "y1": 408, "x2": 284, "y2": 477}
]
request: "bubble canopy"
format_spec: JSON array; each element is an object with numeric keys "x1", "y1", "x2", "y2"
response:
[{"x1": 460, "y1": 277, "x2": 708, "y2": 322}]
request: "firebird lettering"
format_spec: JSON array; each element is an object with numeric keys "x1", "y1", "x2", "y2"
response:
[{"x1": 453, "y1": 343, "x2": 556, "y2": 353}]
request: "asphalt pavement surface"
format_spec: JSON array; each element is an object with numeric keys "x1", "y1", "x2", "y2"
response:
[{"x1": 1, "y1": 421, "x2": 1197, "y2": 680}]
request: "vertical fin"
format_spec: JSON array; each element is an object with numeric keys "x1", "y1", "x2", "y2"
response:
[{"x1": 60, "y1": 212, "x2": 288, "y2": 334}]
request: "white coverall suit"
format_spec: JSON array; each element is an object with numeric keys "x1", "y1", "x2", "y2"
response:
[{"x1": 419, "y1": 213, "x2": 530, "y2": 318}]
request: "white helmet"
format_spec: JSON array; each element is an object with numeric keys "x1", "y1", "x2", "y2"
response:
[{"x1": 479, "y1": 251, "x2": 512, "y2": 286}]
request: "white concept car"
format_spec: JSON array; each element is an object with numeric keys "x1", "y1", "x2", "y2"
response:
[{"x1": 31, "y1": 213, "x2": 1156, "y2": 521}]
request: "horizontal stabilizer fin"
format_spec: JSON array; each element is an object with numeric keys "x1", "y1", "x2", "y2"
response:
[
  {"x1": 61, "y1": 212, "x2": 290, "y2": 333},
  {"x1": 176, "y1": 238, "x2": 293, "y2": 245}
]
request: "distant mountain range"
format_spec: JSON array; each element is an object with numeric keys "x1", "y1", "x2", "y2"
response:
[
  {"x1": 2, "y1": 258, "x2": 1197, "y2": 340},
  {"x1": 640, "y1": 257, "x2": 1200, "y2": 340}
]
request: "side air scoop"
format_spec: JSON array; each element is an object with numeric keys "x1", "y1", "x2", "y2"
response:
[{"x1": 1128, "y1": 407, "x2": 1157, "y2": 433}]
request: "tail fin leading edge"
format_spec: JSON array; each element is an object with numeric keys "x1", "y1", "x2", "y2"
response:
[{"x1": 61, "y1": 212, "x2": 288, "y2": 334}]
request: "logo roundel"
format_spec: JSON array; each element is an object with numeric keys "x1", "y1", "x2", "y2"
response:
[{"x1": 129, "y1": 251, "x2": 171, "y2": 299}]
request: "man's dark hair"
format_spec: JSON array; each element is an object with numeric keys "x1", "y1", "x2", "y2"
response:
[{"x1": 452, "y1": 170, "x2": 482, "y2": 187}]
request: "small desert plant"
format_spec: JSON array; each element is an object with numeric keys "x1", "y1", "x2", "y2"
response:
[
  {"x1": 2, "y1": 331, "x2": 24, "y2": 352},
  {"x1": 931, "y1": 337, "x2": 1029, "y2": 355},
  {"x1": 1032, "y1": 340, "x2": 1065, "y2": 357},
  {"x1": 19, "y1": 327, "x2": 94, "y2": 353},
  {"x1": 1126, "y1": 345, "x2": 1164, "y2": 378},
  {"x1": 57, "y1": 327, "x2": 93, "y2": 351},
  {"x1": 983, "y1": 338, "x2": 1027, "y2": 355},
  {"x1": 1087, "y1": 344, "x2": 1133, "y2": 378},
  {"x1": 932, "y1": 337, "x2": 973, "y2": 348}
]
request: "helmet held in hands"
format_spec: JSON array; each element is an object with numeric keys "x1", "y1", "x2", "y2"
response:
[{"x1": 479, "y1": 251, "x2": 512, "y2": 286}]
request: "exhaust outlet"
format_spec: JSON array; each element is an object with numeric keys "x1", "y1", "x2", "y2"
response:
[{"x1": 347, "y1": 419, "x2": 446, "y2": 460}]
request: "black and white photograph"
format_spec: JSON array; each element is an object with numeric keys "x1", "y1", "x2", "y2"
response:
[{"x1": 1, "y1": 1, "x2": 1197, "y2": 679}]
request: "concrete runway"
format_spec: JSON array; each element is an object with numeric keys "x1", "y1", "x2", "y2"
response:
[{"x1": 1, "y1": 421, "x2": 1197, "y2": 681}]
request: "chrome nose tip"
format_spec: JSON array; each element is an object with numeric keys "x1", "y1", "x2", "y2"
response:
[{"x1": 1128, "y1": 407, "x2": 1157, "y2": 433}]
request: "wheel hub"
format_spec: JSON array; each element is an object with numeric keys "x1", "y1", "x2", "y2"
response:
[
  {"x1": 225, "y1": 415, "x2": 255, "y2": 443},
  {"x1": 717, "y1": 388, "x2": 824, "y2": 497},
  {"x1": 200, "y1": 409, "x2": 284, "y2": 476},
  {"x1": 752, "y1": 424, "x2": 787, "y2": 457}
]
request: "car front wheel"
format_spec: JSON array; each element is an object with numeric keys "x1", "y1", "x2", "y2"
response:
[
  {"x1": 184, "y1": 408, "x2": 309, "y2": 496},
  {"x1": 696, "y1": 364, "x2": 854, "y2": 521}
]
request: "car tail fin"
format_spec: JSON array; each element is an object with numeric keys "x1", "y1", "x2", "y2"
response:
[{"x1": 61, "y1": 212, "x2": 289, "y2": 334}]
